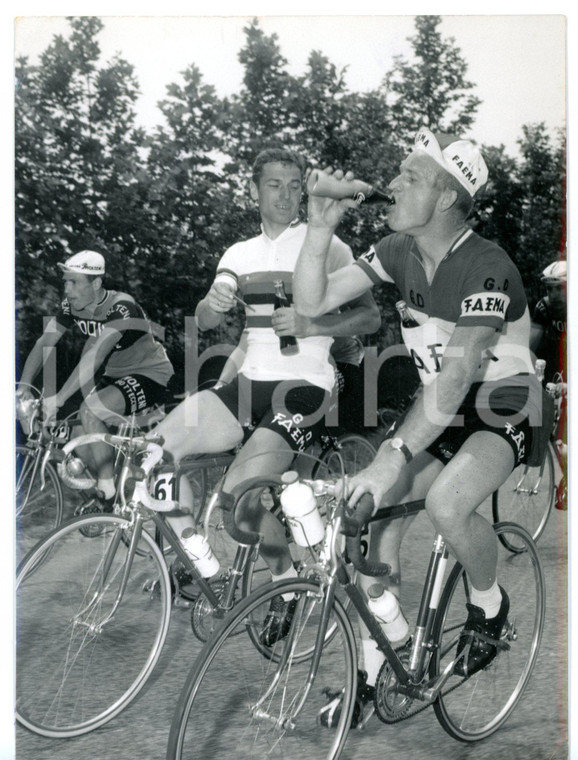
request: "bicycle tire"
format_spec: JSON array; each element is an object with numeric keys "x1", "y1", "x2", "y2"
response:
[
  {"x1": 15, "y1": 445, "x2": 64, "y2": 566},
  {"x1": 168, "y1": 579, "x2": 356, "y2": 760},
  {"x1": 492, "y1": 441, "x2": 555, "y2": 552},
  {"x1": 312, "y1": 432, "x2": 377, "y2": 481},
  {"x1": 429, "y1": 522, "x2": 545, "y2": 742},
  {"x1": 16, "y1": 513, "x2": 172, "y2": 737}
]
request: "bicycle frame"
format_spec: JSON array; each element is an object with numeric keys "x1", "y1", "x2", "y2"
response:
[{"x1": 280, "y1": 495, "x2": 462, "y2": 711}]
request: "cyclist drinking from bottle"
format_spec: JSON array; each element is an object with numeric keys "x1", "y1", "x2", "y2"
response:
[{"x1": 294, "y1": 128, "x2": 546, "y2": 722}]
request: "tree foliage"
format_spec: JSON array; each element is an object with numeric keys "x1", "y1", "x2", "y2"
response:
[{"x1": 15, "y1": 16, "x2": 566, "y2": 389}]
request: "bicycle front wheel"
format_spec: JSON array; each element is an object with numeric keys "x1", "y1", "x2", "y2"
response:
[
  {"x1": 168, "y1": 579, "x2": 356, "y2": 760},
  {"x1": 16, "y1": 514, "x2": 172, "y2": 737},
  {"x1": 492, "y1": 442, "x2": 555, "y2": 552},
  {"x1": 16, "y1": 445, "x2": 63, "y2": 565},
  {"x1": 430, "y1": 522, "x2": 545, "y2": 742}
]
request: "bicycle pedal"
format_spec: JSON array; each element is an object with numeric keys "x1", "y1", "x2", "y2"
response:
[{"x1": 173, "y1": 596, "x2": 192, "y2": 609}]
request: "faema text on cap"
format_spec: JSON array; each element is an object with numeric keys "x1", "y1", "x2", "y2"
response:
[
  {"x1": 57, "y1": 250, "x2": 105, "y2": 275},
  {"x1": 413, "y1": 127, "x2": 489, "y2": 197},
  {"x1": 541, "y1": 260, "x2": 567, "y2": 282}
]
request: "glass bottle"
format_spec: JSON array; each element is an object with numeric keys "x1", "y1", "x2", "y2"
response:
[
  {"x1": 395, "y1": 300, "x2": 419, "y2": 329},
  {"x1": 307, "y1": 169, "x2": 395, "y2": 206},
  {"x1": 274, "y1": 280, "x2": 299, "y2": 356}
]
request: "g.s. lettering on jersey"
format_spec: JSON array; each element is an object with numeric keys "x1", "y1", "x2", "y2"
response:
[{"x1": 354, "y1": 229, "x2": 535, "y2": 386}]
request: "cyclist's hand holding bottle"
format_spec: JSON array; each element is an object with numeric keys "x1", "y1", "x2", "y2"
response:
[
  {"x1": 306, "y1": 168, "x2": 361, "y2": 230},
  {"x1": 271, "y1": 306, "x2": 311, "y2": 339}
]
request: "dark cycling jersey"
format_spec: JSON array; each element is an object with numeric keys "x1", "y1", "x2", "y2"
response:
[
  {"x1": 55, "y1": 290, "x2": 173, "y2": 386},
  {"x1": 354, "y1": 229, "x2": 535, "y2": 387},
  {"x1": 533, "y1": 297, "x2": 566, "y2": 383}
]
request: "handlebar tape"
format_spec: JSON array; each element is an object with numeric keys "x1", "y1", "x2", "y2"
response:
[{"x1": 343, "y1": 493, "x2": 391, "y2": 578}]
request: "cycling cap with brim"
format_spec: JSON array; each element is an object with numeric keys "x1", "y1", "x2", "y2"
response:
[
  {"x1": 412, "y1": 127, "x2": 488, "y2": 197},
  {"x1": 541, "y1": 260, "x2": 567, "y2": 282},
  {"x1": 57, "y1": 250, "x2": 105, "y2": 275}
]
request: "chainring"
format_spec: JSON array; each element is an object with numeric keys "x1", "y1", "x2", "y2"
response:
[
  {"x1": 374, "y1": 647, "x2": 416, "y2": 723},
  {"x1": 190, "y1": 579, "x2": 228, "y2": 642}
]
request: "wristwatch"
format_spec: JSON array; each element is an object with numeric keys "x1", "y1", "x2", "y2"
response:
[{"x1": 389, "y1": 436, "x2": 413, "y2": 464}]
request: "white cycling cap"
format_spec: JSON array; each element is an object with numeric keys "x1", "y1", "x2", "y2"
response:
[
  {"x1": 412, "y1": 127, "x2": 488, "y2": 197},
  {"x1": 57, "y1": 250, "x2": 105, "y2": 275},
  {"x1": 541, "y1": 260, "x2": 567, "y2": 282}
]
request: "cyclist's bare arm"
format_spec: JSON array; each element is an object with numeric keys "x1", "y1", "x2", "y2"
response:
[
  {"x1": 54, "y1": 326, "x2": 124, "y2": 407},
  {"x1": 217, "y1": 332, "x2": 248, "y2": 385},
  {"x1": 305, "y1": 290, "x2": 380, "y2": 337},
  {"x1": 294, "y1": 249, "x2": 374, "y2": 317},
  {"x1": 17, "y1": 318, "x2": 67, "y2": 396}
]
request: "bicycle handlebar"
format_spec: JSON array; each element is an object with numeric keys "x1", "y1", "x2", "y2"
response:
[
  {"x1": 220, "y1": 475, "x2": 288, "y2": 546},
  {"x1": 61, "y1": 433, "x2": 179, "y2": 512},
  {"x1": 342, "y1": 493, "x2": 392, "y2": 578}
]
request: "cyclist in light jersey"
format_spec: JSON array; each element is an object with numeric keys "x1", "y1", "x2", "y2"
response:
[
  {"x1": 17, "y1": 250, "x2": 173, "y2": 503},
  {"x1": 151, "y1": 147, "x2": 380, "y2": 641},
  {"x1": 294, "y1": 128, "x2": 547, "y2": 721}
]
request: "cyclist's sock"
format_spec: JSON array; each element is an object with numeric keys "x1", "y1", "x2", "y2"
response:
[
  {"x1": 97, "y1": 478, "x2": 116, "y2": 500},
  {"x1": 469, "y1": 578, "x2": 502, "y2": 618},
  {"x1": 271, "y1": 564, "x2": 298, "y2": 601},
  {"x1": 360, "y1": 638, "x2": 385, "y2": 687}
]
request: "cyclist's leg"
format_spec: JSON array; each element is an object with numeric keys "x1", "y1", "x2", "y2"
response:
[
  {"x1": 425, "y1": 431, "x2": 515, "y2": 592},
  {"x1": 77, "y1": 383, "x2": 127, "y2": 496},
  {"x1": 223, "y1": 427, "x2": 295, "y2": 575},
  {"x1": 226, "y1": 379, "x2": 330, "y2": 575},
  {"x1": 151, "y1": 388, "x2": 245, "y2": 536},
  {"x1": 425, "y1": 431, "x2": 516, "y2": 675}
]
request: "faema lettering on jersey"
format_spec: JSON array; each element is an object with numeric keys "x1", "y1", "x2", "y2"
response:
[{"x1": 460, "y1": 292, "x2": 510, "y2": 318}]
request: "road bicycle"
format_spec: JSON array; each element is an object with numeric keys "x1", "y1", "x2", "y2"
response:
[
  {"x1": 167, "y1": 473, "x2": 545, "y2": 759},
  {"x1": 15, "y1": 428, "x2": 375, "y2": 738},
  {"x1": 14, "y1": 386, "x2": 166, "y2": 562},
  {"x1": 15, "y1": 391, "x2": 71, "y2": 565}
]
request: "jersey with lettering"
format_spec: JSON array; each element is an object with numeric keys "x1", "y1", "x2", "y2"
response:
[
  {"x1": 213, "y1": 222, "x2": 353, "y2": 392},
  {"x1": 533, "y1": 296, "x2": 566, "y2": 381},
  {"x1": 55, "y1": 290, "x2": 173, "y2": 385},
  {"x1": 354, "y1": 229, "x2": 534, "y2": 386}
]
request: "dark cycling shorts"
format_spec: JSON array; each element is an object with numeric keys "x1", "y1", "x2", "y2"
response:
[
  {"x1": 209, "y1": 374, "x2": 329, "y2": 454},
  {"x1": 387, "y1": 379, "x2": 538, "y2": 469},
  {"x1": 96, "y1": 374, "x2": 167, "y2": 415}
]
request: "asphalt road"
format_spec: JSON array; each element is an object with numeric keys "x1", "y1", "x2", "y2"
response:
[{"x1": 15, "y1": 499, "x2": 568, "y2": 760}]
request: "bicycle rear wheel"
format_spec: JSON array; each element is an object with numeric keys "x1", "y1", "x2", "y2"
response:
[
  {"x1": 168, "y1": 579, "x2": 356, "y2": 760},
  {"x1": 312, "y1": 433, "x2": 376, "y2": 480},
  {"x1": 430, "y1": 522, "x2": 545, "y2": 742},
  {"x1": 16, "y1": 514, "x2": 171, "y2": 737},
  {"x1": 492, "y1": 442, "x2": 555, "y2": 552},
  {"x1": 16, "y1": 445, "x2": 63, "y2": 565}
]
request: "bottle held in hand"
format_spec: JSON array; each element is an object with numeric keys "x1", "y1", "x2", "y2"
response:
[
  {"x1": 307, "y1": 169, "x2": 395, "y2": 206},
  {"x1": 274, "y1": 279, "x2": 299, "y2": 356}
]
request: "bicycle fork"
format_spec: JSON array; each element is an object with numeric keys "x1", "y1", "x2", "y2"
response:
[
  {"x1": 73, "y1": 514, "x2": 145, "y2": 633},
  {"x1": 251, "y1": 577, "x2": 339, "y2": 730}
]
